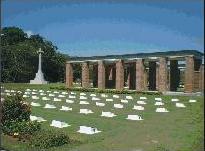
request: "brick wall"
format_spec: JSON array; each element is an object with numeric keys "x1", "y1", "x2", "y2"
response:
[
  {"x1": 98, "y1": 61, "x2": 105, "y2": 89},
  {"x1": 116, "y1": 60, "x2": 124, "y2": 91},
  {"x1": 82, "y1": 62, "x2": 90, "y2": 88},
  {"x1": 200, "y1": 65, "x2": 204, "y2": 92},
  {"x1": 158, "y1": 57, "x2": 168, "y2": 92},
  {"x1": 194, "y1": 71, "x2": 200, "y2": 91},
  {"x1": 136, "y1": 59, "x2": 145, "y2": 91},
  {"x1": 66, "y1": 63, "x2": 73, "y2": 87},
  {"x1": 184, "y1": 56, "x2": 194, "y2": 93}
]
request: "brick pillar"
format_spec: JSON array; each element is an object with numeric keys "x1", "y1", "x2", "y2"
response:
[
  {"x1": 199, "y1": 64, "x2": 204, "y2": 93},
  {"x1": 116, "y1": 60, "x2": 124, "y2": 91},
  {"x1": 82, "y1": 62, "x2": 90, "y2": 88},
  {"x1": 136, "y1": 59, "x2": 145, "y2": 91},
  {"x1": 185, "y1": 56, "x2": 194, "y2": 93},
  {"x1": 66, "y1": 63, "x2": 73, "y2": 87},
  {"x1": 98, "y1": 61, "x2": 105, "y2": 89},
  {"x1": 158, "y1": 57, "x2": 168, "y2": 92}
]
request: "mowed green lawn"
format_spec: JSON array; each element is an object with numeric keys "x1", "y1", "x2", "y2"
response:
[{"x1": 1, "y1": 83, "x2": 204, "y2": 151}]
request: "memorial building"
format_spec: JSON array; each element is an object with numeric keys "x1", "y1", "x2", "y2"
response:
[{"x1": 66, "y1": 50, "x2": 204, "y2": 93}]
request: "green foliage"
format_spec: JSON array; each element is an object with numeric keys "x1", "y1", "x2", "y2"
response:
[
  {"x1": 29, "y1": 129, "x2": 70, "y2": 149},
  {"x1": 1, "y1": 26, "x2": 69, "y2": 83},
  {"x1": 2, "y1": 93, "x2": 31, "y2": 123},
  {"x1": 1, "y1": 27, "x2": 27, "y2": 46},
  {"x1": 2, "y1": 121, "x2": 41, "y2": 139},
  {"x1": 50, "y1": 86, "x2": 162, "y2": 95},
  {"x1": 2, "y1": 94, "x2": 41, "y2": 140},
  {"x1": 1, "y1": 92, "x2": 71, "y2": 149},
  {"x1": 72, "y1": 64, "x2": 81, "y2": 81}
]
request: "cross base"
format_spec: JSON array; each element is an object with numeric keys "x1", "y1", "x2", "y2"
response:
[{"x1": 30, "y1": 70, "x2": 47, "y2": 84}]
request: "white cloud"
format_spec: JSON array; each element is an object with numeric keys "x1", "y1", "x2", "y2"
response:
[{"x1": 25, "y1": 30, "x2": 34, "y2": 37}]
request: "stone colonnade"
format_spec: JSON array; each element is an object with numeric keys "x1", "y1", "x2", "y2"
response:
[{"x1": 66, "y1": 55, "x2": 204, "y2": 93}]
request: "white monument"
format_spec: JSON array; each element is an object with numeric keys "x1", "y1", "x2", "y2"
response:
[{"x1": 30, "y1": 48, "x2": 48, "y2": 84}]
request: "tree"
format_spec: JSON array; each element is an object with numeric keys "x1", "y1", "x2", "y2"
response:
[
  {"x1": 1, "y1": 27, "x2": 69, "y2": 83},
  {"x1": 1, "y1": 27, "x2": 27, "y2": 46}
]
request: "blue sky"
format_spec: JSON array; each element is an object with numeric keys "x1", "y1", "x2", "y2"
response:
[{"x1": 2, "y1": 0, "x2": 204, "y2": 56}]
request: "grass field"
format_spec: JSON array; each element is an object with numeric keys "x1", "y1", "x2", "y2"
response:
[{"x1": 1, "y1": 83, "x2": 204, "y2": 151}]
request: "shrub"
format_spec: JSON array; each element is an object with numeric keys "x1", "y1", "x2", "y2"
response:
[
  {"x1": 2, "y1": 93, "x2": 31, "y2": 124},
  {"x1": 29, "y1": 129, "x2": 70, "y2": 149},
  {"x1": 2, "y1": 120, "x2": 41, "y2": 139},
  {"x1": 2, "y1": 93, "x2": 41, "y2": 140},
  {"x1": 50, "y1": 86, "x2": 162, "y2": 95}
]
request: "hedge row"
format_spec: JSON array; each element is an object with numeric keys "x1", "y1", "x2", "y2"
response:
[{"x1": 50, "y1": 86, "x2": 162, "y2": 95}]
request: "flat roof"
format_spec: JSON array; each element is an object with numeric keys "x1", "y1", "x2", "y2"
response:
[{"x1": 68, "y1": 50, "x2": 203, "y2": 62}]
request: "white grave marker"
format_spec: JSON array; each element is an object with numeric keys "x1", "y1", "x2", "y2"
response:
[
  {"x1": 189, "y1": 99, "x2": 197, "y2": 103},
  {"x1": 42, "y1": 97, "x2": 50, "y2": 101},
  {"x1": 80, "y1": 96, "x2": 87, "y2": 100},
  {"x1": 31, "y1": 102, "x2": 41, "y2": 107},
  {"x1": 133, "y1": 105, "x2": 144, "y2": 110},
  {"x1": 155, "y1": 102, "x2": 164, "y2": 106},
  {"x1": 80, "y1": 93, "x2": 86, "y2": 96},
  {"x1": 60, "y1": 106, "x2": 72, "y2": 111},
  {"x1": 40, "y1": 93, "x2": 46, "y2": 96},
  {"x1": 156, "y1": 107, "x2": 169, "y2": 112},
  {"x1": 90, "y1": 94, "x2": 96, "y2": 97},
  {"x1": 79, "y1": 101, "x2": 89, "y2": 105},
  {"x1": 155, "y1": 98, "x2": 162, "y2": 101},
  {"x1": 32, "y1": 96, "x2": 39, "y2": 100},
  {"x1": 23, "y1": 95, "x2": 29, "y2": 98},
  {"x1": 44, "y1": 104, "x2": 56, "y2": 109},
  {"x1": 69, "y1": 95, "x2": 76, "y2": 99},
  {"x1": 77, "y1": 126, "x2": 101, "y2": 134},
  {"x1": 79, "y1": 109, "x2": 93, "y2": 114},
  {"x1": 171, "y1": 98, "x2": 179, "y2": 102},
  {"x1": 53, "y1": 98, "x2": 62, "y2": 102},
  {"x1": 101, "y1": 94, "x2": 108, "y2": 98},
  {"x1": 126, "y1": 96, "x2": 133, "y2": 100},
  {"x1": 50, "y1": 120, "x2": 70, "y2": 128},
  {"x1": 62, "y1": 92, "x2": 68, "y2": 95},
  {"x1": 96, "y1": 102, "x2": 105, "y2": 107},
  {"x1": 137, "y1": 101, "x2": 147, "y2": 105},
  {"x1": 126, "y1": 115, "x2": 143, "y2": 121},
  {"x1": 30, "y1": 115, "x2": 46, "y2": 122},
  {"x1": 176, "y1": 103, "x2": 186, "y2": 108},
  {"x1": 66, "y1": 99, "x2": 74, "y2": 104},
  {"x1": 101, "y1": 111, "x2": 116, "y2": 117},
  {"x1": 106, "y1": 98, "x2": 113, "y2": 102},
  {"x1": 140, "y1": 96, "x2": 147, "y2": 100},
  {"x1": 113, "y1": 95, "x2": 120, "y2": 98},
  {"x1": 92, "y1": 97, "x2": 100, "y2": 101},
  {"x1": 114, "y1": 104, "x2": 124, "y2": 109},
  {"x1": 49, "y1": 93, "x2": 55, "y2": 97}
]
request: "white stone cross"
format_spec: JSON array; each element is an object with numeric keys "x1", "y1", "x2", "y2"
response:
[
  {"x1": 30, "y1": 48, "x2": 48, "y2": 84},
  {"x1": 37, "y1": 48, "x2": 44, "y2": 73}
]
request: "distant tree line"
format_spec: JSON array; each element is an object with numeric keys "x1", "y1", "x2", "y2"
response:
[{"x1": 1, "y1": 27, "x2": 70, "y2": 83}]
